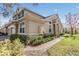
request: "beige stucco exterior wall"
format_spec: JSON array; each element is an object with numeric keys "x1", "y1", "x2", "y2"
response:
[
  {"x1": 17, "y1": 16, "x2": 45, "y2": 35},
  {"x1": 28, "y1": 21, "x2": 39, "y2": 35},
  {"x1": 44, "y1": 14, "x2": 63, "y2": 36},
  {"x1": 42, "y1": 21, "x2": 53, "y2": 34},
  {"x1": 7, "y1": 23, "x2": 16, "y2": 35},
  {"x1": 52, "y1": 17, "x2": 63, "y2": 36},
  {"x1": 24, "y1": 19, "x2": 45, "y2": 35},
  {"x1": 16, "y1": 8, "x2": 46, "y2": 35}
]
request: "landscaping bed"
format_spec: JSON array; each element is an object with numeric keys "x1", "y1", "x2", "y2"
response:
[
  {"x1": 28, "y1": 35, "x2": 53, "y2": 46},
  {"x1": 10, "y1": 34, "x2": 54, "y2": 46}
]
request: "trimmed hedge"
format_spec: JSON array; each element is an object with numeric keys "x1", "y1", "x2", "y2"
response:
[
  {"x1": 60, "y1": 33, "x2": 64, "y2": 36},
  {"x1": 43, "y1": 34, "x2": 53, "y2": 38},
  {"x1": 10, "y1": 34, "x2": 54, "y2": 46},
  {"x1": 29, "y1": 35, "x2": 53, "y2": 46},
  {"x1": 10, "y1": 34, "x2": 27, "y2": 45}
]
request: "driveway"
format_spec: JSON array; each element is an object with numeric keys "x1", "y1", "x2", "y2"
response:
[
  {"x1": 24, "y1": 36, "x2": 64, "y2": 56},
  {"x1": 0, "y1": 36, "x2": 9, "y2": 41}
]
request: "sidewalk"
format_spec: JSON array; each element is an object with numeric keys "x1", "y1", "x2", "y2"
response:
[{"x1": 24, "y1": 36, "x2": 64, "y2": 56}]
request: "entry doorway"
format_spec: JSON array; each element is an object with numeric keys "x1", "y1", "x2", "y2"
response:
[{"x1": 53, "y1": 24, "x2": 56, "y2": 36}]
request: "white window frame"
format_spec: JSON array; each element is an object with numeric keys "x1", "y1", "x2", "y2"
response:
[
  {"x1": 49, "y1": 25, "x2": 52, "y2": 33},
  {"x1": 18, "y1": 21, "x2": 26, "y2": 35},
  {"x1": 18, "y1": 10, "x2": 24, "y2": 19},
  {"x1": 48, "y1": 21, "x2": 53, "y2": 34}
]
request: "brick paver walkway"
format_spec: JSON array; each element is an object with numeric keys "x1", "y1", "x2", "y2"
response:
[{"x1": 24, "y1": 37, "x2": 63, "y2": 56}]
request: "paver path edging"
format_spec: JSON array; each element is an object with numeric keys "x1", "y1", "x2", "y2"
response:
[{"x1": 24, "y1": 36, "x2": 64, "y2": 56}]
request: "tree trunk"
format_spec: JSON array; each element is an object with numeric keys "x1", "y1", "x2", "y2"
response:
[{"x1": 71, "y1": 27, "x2": 73, "y2": 36}]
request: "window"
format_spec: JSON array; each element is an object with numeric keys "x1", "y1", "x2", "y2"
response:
[
  {"x1": 19, "y1": 22, "x2": 25, "y2": 33},
  {"x1": 49, "y1": 29, "x2": 51, "y2": 32},
  {"x1": 18, "y1": 13, "x2": 20, "y2": 19},
  {"x1": 18, "y1": 10, "x2": 24, "y2": 19},
  {"x1": 22, "y1": 10, "x2": 24, "y2": 17},
  {"x1": 49, "y1": 25, "x2": 51, "y2": 32},
  {"x1": 49, "y1": 21, "x2": 51, "y2": 24},
  {"x1": 13, "y1": 15, "x2": 17, "y2": 20}
]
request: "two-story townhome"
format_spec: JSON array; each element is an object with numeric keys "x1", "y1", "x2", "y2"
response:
[
  {"x1": 44, "y1": 14, "x2": 63, "y2": 36},
  {"x1": 0, "y1": 8, "x2": 63, "y2": 36},
  {"x1": 7, "y1": 8, "x2": 46, "y2": 35}
]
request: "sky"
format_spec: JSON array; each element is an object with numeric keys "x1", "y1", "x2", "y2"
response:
[{"x1": 1, "y1": 3, "x2": 79, "y2": 26}]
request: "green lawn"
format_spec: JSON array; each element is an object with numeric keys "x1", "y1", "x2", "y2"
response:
[{"x1": 48, "y1": 34, "x2": 79, "y2": 56}]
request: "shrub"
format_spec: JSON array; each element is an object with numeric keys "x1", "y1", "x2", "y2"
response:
[
  {"x1": 10, "y1": 34, "x2": 18, "y2": 41},
  {"x1": 60, "y1": 33, "x2": 64, "y2": 36},
  {"x1": 31, "y1": 37, "x2": 43, "y2": 46},
  {"x1": 0, "y1": 40, "x2": 11, "y2": 56},
  {"x1": 29, "y1": 35, "x2": 53, "y2": 46},
  {"x1": 10, "y1": 34, "x2": 27, "y2": 45},
  {"x1": 18, "y1": 35, "x2": 27, "y2": 45},
  {"x1": 10, "y1": 38, "x2": 24, "y2": 56},
  {"x1": 43, "y1": 36, "x2": 53, "y2": 43},
  {"x1": 43, "y1": 34, "x2": 53, "y2": 38},
  {"x1": 63, "y1": 34, "x2": 70, "y2": 37},
  {"x1": 10, "y1": 34, "x2": 54, "y2": 46},
  {"x1": 0, "y1": 38, "x2": 24, "y2": 56},
  {"x1": 25, "y1": 36, "x2": 35, "y2": 45}
]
